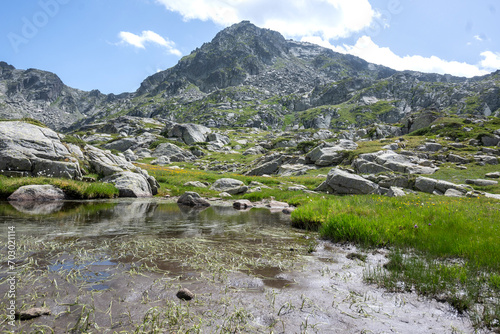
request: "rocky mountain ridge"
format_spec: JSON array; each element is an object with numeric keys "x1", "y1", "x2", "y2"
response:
[{"x1": 0, "y1": 21, "x2": 499, "y2": 132}]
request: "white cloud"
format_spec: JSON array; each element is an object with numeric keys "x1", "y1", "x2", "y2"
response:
[
  {"x1": 303, "y1": 35, "x2": 493, "y2": 78},
  {"x1": 118, "y1": 30, "x2": 182, "y2": 56},
  {"x1": 474, "y1": 35, "x2": 483, "y2": 42},
  {"x1": 155, "y1": 0, "x2": 377, "y2": 40},
  {"x1": 480, "y1": 51, "x2": 500, "y2": 71}
]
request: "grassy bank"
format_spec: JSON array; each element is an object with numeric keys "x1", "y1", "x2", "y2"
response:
[
  {"x1": 0, "y1": 176, "x2": 118, "y2": 200},
  {"x1": 291, "y1": 194, "x2": 500, "y2": 330}
]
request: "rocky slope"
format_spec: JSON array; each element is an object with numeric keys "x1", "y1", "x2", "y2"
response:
[{"x1": 1, "y1": 21, "x2": 499, "y2": 132}]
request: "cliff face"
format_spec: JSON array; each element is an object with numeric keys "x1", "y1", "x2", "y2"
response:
[{"x1": 0, "y1": 21, "x2": 499, "y2": 132}]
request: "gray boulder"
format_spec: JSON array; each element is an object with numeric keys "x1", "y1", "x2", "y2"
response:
[
  {"x1": 323, "y1": 168, "x2": 379, "y2": 195},
  {"x1": 167, "y1": 123, "x2": 211, "y2": 145},
  {"x1": 210, "y1": 178, "x2": 248, "y2": 195},
  {"x1": 85, "y1": 145, "x2": 135, "y2": 176},
  {"x1": 177, "y1": 192, "x2": 210, "y2": 207},
  {"x1": 207, "y1": 133, "x2": 230, "y2": 145},
  {"x1": 445, "y1": 189, "x2": 465, "y2": 197},
  {"x1": 102, "y1": 137, "x2": 137, "y2": 152},
  {"x1": 277, "y1": 164, "x2": 314, "y2": 176},
  {"x1": 465, "y1": 179, "x2": 498, "y2": 186},
  {"x1": 354, "y1": 150, "x2": 438, "y2": 175},
  {"x1": 485, "y1": 172, "x2": 500, "y2": 178},
  {"x1": 386, "y1": 187, "x2": 406, "y2": 197},
  {"x1": 415, "y1": 177, "x2": 467, "y2": 195},
  {"x1": 0, "y1": 121, "x2": 82, "y2": 179},
  {"x1": 8, "y1": 185, "x2": 66, "y2": 201},
  {"x1": 481, "y1": 135, "x2": 500, "y2": 147},
  {"x1": 102, "y1": 171, "x2": 153, "y2": 198},
  {"x1": 243, "y1": 146, "x2": 266, "y2": 155}
]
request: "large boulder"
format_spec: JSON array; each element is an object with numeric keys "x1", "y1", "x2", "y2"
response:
[
  {"x1": 102, "y1": 171, "x2": 153, "y2": 198},
  {"x1": 210, "y1": 178, "x2": 248, "y2": 195},
  {"x1": 8, "y1": 185, "x2": 66, "y2": 201},
  {"x1": 167, "y1": 123, "x2": 211, "y2": 145},
  {"x1": 0, "y1": 121, "x2": 82, "y2": 179},
  {"x1": 321, "y1": 168, "x2": 379, "y2": 195}
]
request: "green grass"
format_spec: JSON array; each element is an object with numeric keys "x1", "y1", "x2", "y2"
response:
[
  {"x1": 428, "y1": 163, "x2": 500, "y2": 194},
  {"x1": 291, "y1": 194, "x2": 500, "y2": 329},
  {"x1": 0, "y1": 176, "x2": 119, "y2": 200}
]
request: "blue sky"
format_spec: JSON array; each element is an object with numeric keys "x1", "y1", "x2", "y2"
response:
[{"x1": 1, "y1": 0, "x2": 499, "y2": 94}]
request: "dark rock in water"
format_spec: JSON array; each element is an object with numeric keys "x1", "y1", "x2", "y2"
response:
[
  {"x1": 177, "y1": 192, "x2": 210, "y2": 207},
  {"x1": 16, "y1": 307, "x2": 51, "y2": 320},
  {"x1": 233, "y1": 199, "x2": 253, "y2": 210},
  {"x1": 176, "y1": 288, "x2": 194, "y2": 301},
  {"x1": 8, "y1": 185, "x2": 66, "y2": 201}
]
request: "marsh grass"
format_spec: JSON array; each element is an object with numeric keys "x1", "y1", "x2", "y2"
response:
[
  {"x1": 291, "y1": 194, "x2": 500, "y2": 329},
  {"x1": 0, "y1": 176, "x2": 118, "y2": 199}
]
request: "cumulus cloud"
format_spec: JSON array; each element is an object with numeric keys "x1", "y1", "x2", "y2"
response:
[
  {"x1": 480, "y1": 51, "x2": 500, "y2": 71},
  {"x1": 303, "y1": 35, "x2": 494, "y2": 78},
  {"x1": 118, "y1": 30, "x2": 182, "y2": 56},
  {"x1": 155, "y1": 0, "x2": 377, "y2": 39}
]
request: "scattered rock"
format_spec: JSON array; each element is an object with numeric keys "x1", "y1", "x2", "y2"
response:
[
  {"x1": 102, "y1": 171, "x2": 153, "y2": 198},
  {"x1": 167, "y1": 123, "x2": 211, "y2": 145},
  {"x1": 445, "y1": 189, "x2": 465, "y2": 198},
  {"x1": 176, "y1": 288, "x2": 194, "y2": 301},
  {"x1": 465, "y1": 179, "x2": 498, "y2": 186},
  {"x1": 219, "y1": 192, "x2": 232, "y2": 198},
  {"x1": 183, "y1": 181, "x2": 208, "y2": 188},
  {"x1": 485, "y1": 172, "x2": 500, "y2": 179},
  {"x1": 386, "y1": 187, "x2": 406, "y2": 197},
  {"x1": 210, "y1": 178, "x2": 248, "y2": 195},
  {"x1": 8, "y1": 185, "x2": 66, "y2": 201},
  {"x1": 16, "y1": 307, "x2": 51, "y2": 320},
  {"x1": 266, "y1": 200, "x2": 289, "y2": 209},
  {"x1": 415, "y1": 177, "x2": 467, "y2": 195},
  {"x1": 322, "y1": 168, "x2": 379, "y2": 195},
  {"x1": 177, "y1": 192, "x2": 210, "y2": 207},
  {"x1": 282, "y1": 207, "x2": 295, "y2": 214}
]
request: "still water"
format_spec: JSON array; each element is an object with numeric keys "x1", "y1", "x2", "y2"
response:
[{"x1": 0, "y1": 199, "x2": 475, "y2": 333}]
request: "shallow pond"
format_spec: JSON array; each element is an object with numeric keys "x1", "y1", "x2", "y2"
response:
[{"x1": 0, "y1": 199, "x2": 478, "y2": 333}]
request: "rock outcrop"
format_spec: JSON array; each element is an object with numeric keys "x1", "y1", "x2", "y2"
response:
[{"x1": 319, "y1": 168, "x2": 379, "y2": 195}]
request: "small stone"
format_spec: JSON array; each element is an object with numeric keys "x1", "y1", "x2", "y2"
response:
[
  {"x1": 176, "y1": 288, "x2": 194, "y2": 301},
  {"x1": 16, "y1": 307, "x2": 51, "y2": 320},
  {"x1": 485, "y1": 172, "x2": 500, "y2": 179},
  {"x1": 282, "y1": 207, "x2": 295, "y2": 214}
]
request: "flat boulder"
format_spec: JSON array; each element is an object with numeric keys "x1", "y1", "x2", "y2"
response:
[
  {"x1": 102, "y1": 171, "x2": 153, "y2": 197},
  {"x1": 415, "y1": 177, "x2": 468, "y2": 195},
  {"x1": 324, "y1": 169, "x2": 379, "y2": 195},
  {"x1": 8, "y1": 185, "x2": 66, "y2": 201},
  {"x1": 210, "y1": 178, "x2": 248, "y2": 195},
  {"x1": 177, "y1": 192, "x2": 210, "y2": 207},
  {"x1": 465, "y1": 179, "x2": 498, "y2": 186}
]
